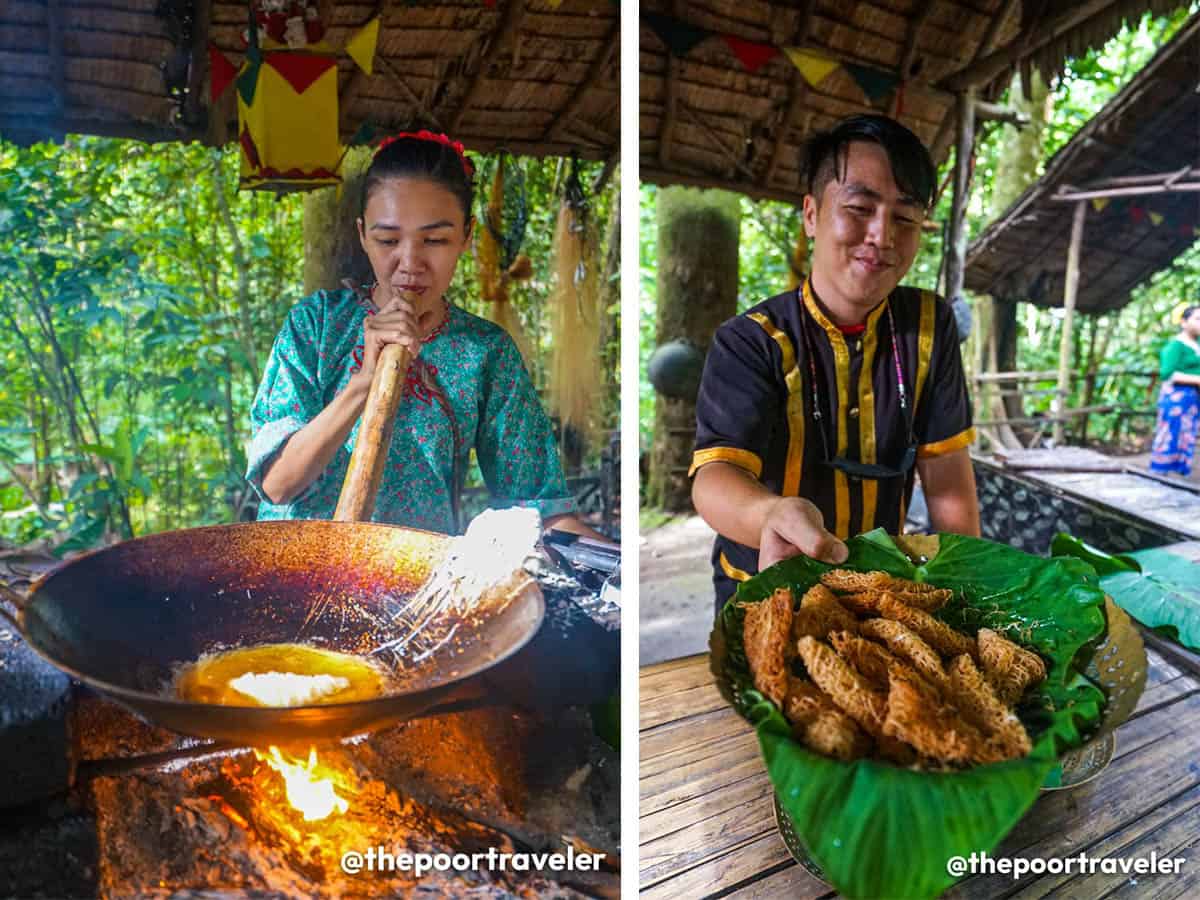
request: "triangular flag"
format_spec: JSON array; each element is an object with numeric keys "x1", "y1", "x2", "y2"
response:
[
  {"x1": 1178, "y1": 220, "x2": 1195, "y2": 236},
  {"x1": 783, "y1": 47, "x2": 838, "y2": 86},
  {"x1": 346, "y1": 16, "x2": 380, "y2": 76},
  {"x1": 1194, "y1": 226, "x2": 1200, "y2": 238},
  {"x1": 721, "y1": 34, "x2": 778, "y2": 73},
  {"x1": 1091, "y1": 197, "x2": 1109, "y2": 212},
  {"x1": 1130, "y1": 205, "x2": 1146, "y2": 224},
  {"x1": 845, "y1": 62, "x2": 899, "y2": 104},
  {"x1": 239, "y1": 127, "x2": 261, "y2": 170},
  {"x1": 209, "y1": 44, "x2": 237, "y2": 102},
  {"x1": 265, "y1": 52, "x2": 336, "y2": 94},
  {"x1": 237, "y1": 57, "x2": 262, "y2": 105},
  {"x1": 643, "y1": 12, "x2": 711, "y2": 57},
  {"x1": 1149, "y1": 211, "x2": 1164, "y2": 227}
]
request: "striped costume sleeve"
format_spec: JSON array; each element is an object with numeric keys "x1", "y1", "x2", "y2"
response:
[{"x1": 690, "y1": 317, "x2": 779, "y2": 479}]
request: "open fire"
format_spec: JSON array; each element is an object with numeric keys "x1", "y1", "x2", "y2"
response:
[{"x1": 254, "y1": 746, "x2": 352, "y2": 821}]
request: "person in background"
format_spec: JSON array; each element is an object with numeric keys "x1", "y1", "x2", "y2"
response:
[{"x1": 1149, "y1": 304, "x2": 1200, "y2": 477}]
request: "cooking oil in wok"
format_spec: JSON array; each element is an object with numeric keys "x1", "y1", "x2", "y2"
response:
[{"x1": 175, "y1": 643, "x2": 389, "y2": 707}]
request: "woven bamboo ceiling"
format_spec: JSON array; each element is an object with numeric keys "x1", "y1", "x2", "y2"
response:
[
  {"x1": 0, "y1": 0, "x2": 619, "y2": 161},
  {"x1": 640, "y1": 0, "x2": 1186, "y2": 206},
  {"x1": 965, "y1": 12, "x2": 1200, "y2": 314}
]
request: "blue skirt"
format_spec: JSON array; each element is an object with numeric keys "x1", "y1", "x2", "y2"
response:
[{"x1": 1149, "y1": 383, "x2": 1199, "y2": 476}]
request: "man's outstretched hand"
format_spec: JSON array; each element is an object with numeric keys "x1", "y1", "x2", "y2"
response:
[{"x1": 758, "y1": 496, "x2": 849, "y2": 571}]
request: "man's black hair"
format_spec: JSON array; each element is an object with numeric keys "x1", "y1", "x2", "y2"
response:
[
  {"x1": 1183, "y1": 304, "x2": 1199, "y2": 322},
  {"x1": 799, "y1": 114, "x2": 936, "y2": 210}
]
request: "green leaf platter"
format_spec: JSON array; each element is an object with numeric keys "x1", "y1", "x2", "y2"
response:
[{"x1": 709, "y1": 529, "x2": 1142, "y2": 900}]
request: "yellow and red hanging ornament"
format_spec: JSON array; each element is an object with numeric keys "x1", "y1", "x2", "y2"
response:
[
  {"x1": 475, "y1": 155, "x2": 535, "y2": 363},
  {"x1": 208, "y1": 4, "x2": 381, "y2": 193},
  {"x1": 548, "y1": 159, "x2": 602, "y2": 440}
]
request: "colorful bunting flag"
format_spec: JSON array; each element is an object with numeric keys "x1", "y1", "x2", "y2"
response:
[
  {"x1": 1130, "y1": 205, "x2": 1146, "y2": 224},
  {"x1": 265, "y1": 52, "x2": 334, "y2": 94},
  {"x1": 237, "y1": 57, "x2": 263, "y2": 106},
  {"x1": 1149, "y1": 211, "x2": 1164, "y2": 227},
  {"x1": 721, "y1": 35, "x2": 778, "y2": 73},
  {"x1": 783, "y1": 47, "x2": 838, "y2": 86},
  {"x1": 1091, "y1": 197, "x2": 1109, "y2": 212},
  {"x1": 209, "y1": 44, "x2": 237, "y2": 102},
  {"x1": 346, "y1": 16, "x2": 380, "y2": 75},
  {"x1": 844, "y1": 62, "x2": 899, "y2": 104},
  {"x1": 643, "y1": 12, "x2": 711, "y2": 57}
]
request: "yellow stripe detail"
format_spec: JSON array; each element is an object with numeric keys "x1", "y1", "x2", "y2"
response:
[
  {"x1": 858, "y1": 300, "x2": 889, "y2": 532},
  {"x1": 688, "y1": 446, "x2": 763, "y2": 478},
  {"x1": 719, "y1": 552, "x2": 752, "y2": 582},
  {"x1": 801, "y1": 279, "x2": 851, "y2": 539},
  {"x1": 914, "y1": 291, "x2": 936, "y2": 417},
  {"x1": 918, "y1": 426, "x2": 977, "y2": 459},
  {"x1": 747, "y1": 312, "x2": 805, "y2": 496}
]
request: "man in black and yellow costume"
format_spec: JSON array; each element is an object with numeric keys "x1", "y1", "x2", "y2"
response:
[{"x1": 691, "y1": 114, "x2": 980, "y2": 615}]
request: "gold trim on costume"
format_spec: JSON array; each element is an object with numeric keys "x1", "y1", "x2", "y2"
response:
[
  {"x1": 719, "y1": 551, "x2": 752, "y2": 582},
  {"x1": 688, "y1": 446, "x2": 764, "y2": 478},
  {"x1": 858, "y1": 300, "x2": 889, "y2": 533},
  {"x1": 801, "y1": 280, "x2": 851, "y2": 538},
  {"x1": 917, "y1": 427, "x2": 976, "y2": 459},
  {"x1": 747, "y1": 311, "x2": 805, "y2": 496},
  {"x1": 914, "y1": 290, "x2": 936, "y2": 416}
]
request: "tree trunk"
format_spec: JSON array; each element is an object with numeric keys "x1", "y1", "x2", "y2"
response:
[
  {"x1": 303, "y1": 147, "x2": 374, "y2": 294},
  {"x1": 647, "y1": 187, "x2": 741, "y2": 512}
]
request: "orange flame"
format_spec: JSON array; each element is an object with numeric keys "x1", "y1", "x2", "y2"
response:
[{"x1": 255, "y1": 746, "x2": 350, "y2": 821}]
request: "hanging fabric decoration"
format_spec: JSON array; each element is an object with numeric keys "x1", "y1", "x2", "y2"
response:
[
  {"x1": 548, "y1": 159, "x2": 603, "y2": 440},
  {"x1": 783, "y1": 47, "x2": 839, "y2": 86},
  {"x1": 1148, "y1": 211, "x2": 1164, "y2": 227},
  {"x1": 643, "y1": 12, "x2": 711, "y2": 57},
  {"x1": 345, "y1": 15, "x2": 380, "y2": 75},
  {"x1": 476, "y1": 156, "x2": 535, "y2": 363},
  {"x1": 721, "y1": 35, "x2": 778, "y2": 73},
  {"x1": 232, "y1": 0, "x2": 346, "y2": 193},
  {"x1": 844, "y1": 62, "x2": 899, "y2": 105},
  {"x1": 1091, "y1": 197, "x2": 1110, "y2": 213},
  {"x1": 209, "y1": 44, "x2": 238, "y2": 102}
]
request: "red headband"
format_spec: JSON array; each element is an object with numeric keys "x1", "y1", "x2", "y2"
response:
[{"x1": 374, "y1": 130, "x2": 475, "y2": 178}]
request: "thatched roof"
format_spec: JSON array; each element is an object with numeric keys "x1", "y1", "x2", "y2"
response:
[
  {"x1": 640, "y1": 0, "x2": 1186, "y2": 206},
  {"x1": 965, "y1": 11, "x2": 1200, "y2": 313},
  {"x1": 0, "y1": 0, "x2": 618, "y2": 162}
]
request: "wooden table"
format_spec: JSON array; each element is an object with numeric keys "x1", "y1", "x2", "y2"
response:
[{"x1": 640, "y1": 645, "x2": 1200, "y2": 899}]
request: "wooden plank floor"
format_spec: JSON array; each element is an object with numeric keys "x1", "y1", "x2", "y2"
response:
[{"x1": 640, "y1": 646, "x2": 1200, "y2": 899}]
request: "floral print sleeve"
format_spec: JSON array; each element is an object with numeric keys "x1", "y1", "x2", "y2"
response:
[
  {"x1": 475, "y1": 333, "x2": 576, "y2": 522},
  {"x1": 245, "y1": 299, "x2": 324, "y2": 503}
]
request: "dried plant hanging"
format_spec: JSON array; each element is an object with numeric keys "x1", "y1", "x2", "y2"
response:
[
  {"x1": 474, "y1": 155, "x2": 533, "y2": 363},
  {"x1": 548, "y1": 159, "x2": 602, "y2": 443}
]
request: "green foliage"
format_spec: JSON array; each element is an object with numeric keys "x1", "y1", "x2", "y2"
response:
[{"x1": 0, "y1": 137, "x2": 617, "y2": 551}]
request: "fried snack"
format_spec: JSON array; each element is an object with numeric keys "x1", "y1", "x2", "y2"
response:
[
  {"x1": 883, "y1": 668, "x2": 994, "y2": 766},
  {"x1": 742, "y1": 587, "x2": 794, "y2": 707},
  {"x1": 828, "y1": 630, "x2": 900, "y2": 691},
  {"x1": 792, "y1": 584, "x2": 859, "y2": 641},
  {"x1": 858, "y1": 618, "x2": 948, "y2": 689},
  {"x1": 946, "y1": 655, "x2": 1032, "y2": 760},
  {"x1": 822, "y1": 569, "x2": 948, "y2": 601},
  {"x1": 784, "y1": 678, "x2": 872, "y2": 761},
  {"x1": 977, "y1": 628, "x2": 1047, "y2": 706},
  {"x1": 877, "y1": 594, "x2": 977, "y2": 659},
  {"x1": 796, "y1": 635, "x2": 887, "y2": 737}
]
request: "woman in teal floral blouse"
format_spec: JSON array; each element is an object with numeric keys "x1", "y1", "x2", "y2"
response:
[{"x1": 247, "y1": 132, "x2": 592, "y2": 537}]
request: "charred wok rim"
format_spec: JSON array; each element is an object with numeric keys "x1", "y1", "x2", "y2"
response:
[{"x1": 7, "y1": 520, "x2": 546, "y2": 712}]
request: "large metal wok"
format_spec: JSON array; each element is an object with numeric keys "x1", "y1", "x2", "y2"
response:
[{"x1": 0, "y1": 340, "x2": 546, "y2": 745}]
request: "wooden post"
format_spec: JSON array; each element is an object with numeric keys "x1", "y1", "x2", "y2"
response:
[
  {"x1": 1053, "y1": 200, "x2": 1087, "y2": 445},
  {"x1": 944, "y1": 89, "x2": 975, "y2": 308}
]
